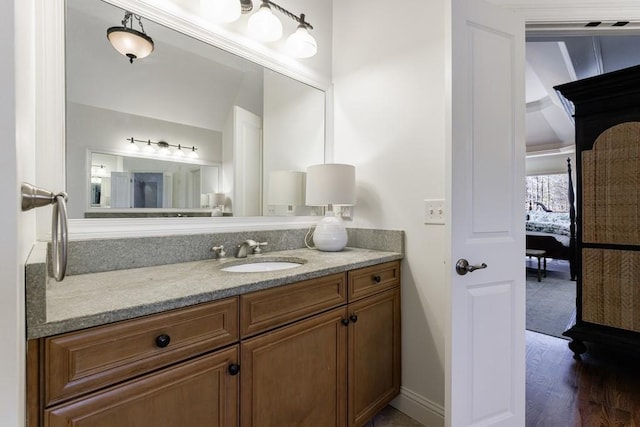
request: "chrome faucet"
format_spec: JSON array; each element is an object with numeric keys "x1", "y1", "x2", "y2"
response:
[
  {"x1": 236, "y1": 239, "x2": 268, "y2": 258},
  {"x1": 236, "y1": 240, "x2": 258, "y2": 258}
]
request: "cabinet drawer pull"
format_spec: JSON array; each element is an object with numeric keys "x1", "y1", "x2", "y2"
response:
[
  {"x1": 228, "y1": 363, "x2": 240, "y2": 376},
  {"x1": 155, "y1": 334, "x2": 171, "y2": 348},
  {"x1": 341, "y1": 319, "x2": 350, "y2": 327},
  {"x1": 372, "y1": 275, "x2": 382, "y2": 283},
  {"x1": 349, "y1": 314, "x2": 358, "y2": 323}
]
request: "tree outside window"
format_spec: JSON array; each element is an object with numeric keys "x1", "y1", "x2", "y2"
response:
[{"x1": 526, "y1": 174, "x2": 569, "y2": 212}]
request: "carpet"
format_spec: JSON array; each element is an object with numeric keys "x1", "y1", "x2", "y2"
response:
[{"x1": 526, "y1": 273, "x2": 576, "y2": 339}]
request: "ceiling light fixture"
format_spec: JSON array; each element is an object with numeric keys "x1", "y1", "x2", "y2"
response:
[
  {"x1": 243, "y1": 0, "x2": 317, "y2": 58},
  {"x1": 107, "y1": 11, "x2": 155, "y2": 64}
]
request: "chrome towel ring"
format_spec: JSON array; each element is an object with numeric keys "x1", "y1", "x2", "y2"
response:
[{"x1": 21, "y1": 183, "x2": 68, "y2": 281}]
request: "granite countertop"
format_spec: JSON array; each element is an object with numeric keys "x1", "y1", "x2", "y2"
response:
[{"x1": 27, "y1": 247, "x2": 402, "y2": 339}]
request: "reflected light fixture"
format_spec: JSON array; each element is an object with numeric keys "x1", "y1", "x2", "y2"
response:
[
  {"x1": 306, "y1": 164, "x2": 356, "y2": 252},
  {"x1": 127, "y1": 137, "x2": 198, "y2": 159},
  {"x1": 107, "y1": 11, "x2": 154, "y2": 63},
  {"x1": 248, "y1": 1, "x2": 283, "y2": 42},
  {"x1": 157, "y1": 141, "x2": 171, "y2": 156},
  {"x1": 201, "y1": 0, "x2": 241, "y2": 23}
]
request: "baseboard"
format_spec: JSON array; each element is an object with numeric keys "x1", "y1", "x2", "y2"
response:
[{"x1": 390, "y1": 386, "x2": 444, "y2": 427}]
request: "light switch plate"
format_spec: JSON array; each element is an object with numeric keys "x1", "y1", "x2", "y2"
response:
[{"x1": 424, "y1": 199, "x2": 445, "y2": 225}]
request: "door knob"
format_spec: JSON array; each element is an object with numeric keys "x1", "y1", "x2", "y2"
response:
[{"x1": 455, "y1": 259, "x2": 487, "y2": 275}]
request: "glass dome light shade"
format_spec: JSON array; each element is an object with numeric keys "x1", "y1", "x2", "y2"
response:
[
  {"x1": 107, "y1": 27, "x2": 154, "y2": 63},
  {"x1": 286, "y1": 25, "x2": 317, "y2": 58},
  {"x1": 248, "y1": 3, "x2": 283, "y2": 42},
  {"x1": 200, "y1": 0, "x2": 241, "y2": 23}
]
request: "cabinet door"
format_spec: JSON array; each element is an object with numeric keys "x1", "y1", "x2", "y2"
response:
[
  {"x1": 348, "y1": 288, "x2": 401, "y2": 427},
  {"x1": 45, "y1": 346, "x2": 239, "y2": 427},
  {"x1": 241, "y1": 307, "x2": 348, "y2": 427}
]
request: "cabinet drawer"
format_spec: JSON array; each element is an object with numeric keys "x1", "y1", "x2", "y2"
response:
[
  {"x1": 45, "y1": 297, "x2": 238, "y2": 406},
  {"x1": 348, "y1": 261, "x2": 400, "y2": 301},
  {"x1": 240, "y1": 273, "x2": 346, "y2": 338}
]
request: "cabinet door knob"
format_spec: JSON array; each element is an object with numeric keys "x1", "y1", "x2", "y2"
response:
[
  {"x1": 228, "y1": 363, "x2": 240, "y2": 376},
  {"x1": 341, "y1": 318, "x2": 350, "y2": 326},
  {"x1": 155, "y1": 334, "x2": 171, "y2": 348},
  {"x1": 372, "y1": 275, "x2": 382, "y2": 283},
  {"x1": 349, "y1": 314, "x2": 358, "y2": 323}
]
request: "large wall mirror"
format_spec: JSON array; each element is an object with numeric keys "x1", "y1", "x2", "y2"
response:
[{"x1": 65, "y1": 0, "x2": 325, "y2": 219}]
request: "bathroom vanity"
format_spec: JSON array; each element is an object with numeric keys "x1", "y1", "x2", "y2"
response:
[{"x1": 26, "y1": 245, "x2": 401, "y2": 427}]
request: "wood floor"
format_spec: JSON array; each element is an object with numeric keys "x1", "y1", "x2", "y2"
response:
[{"x1": 526, "y1": 330, "x2": 640, "y2": 427}]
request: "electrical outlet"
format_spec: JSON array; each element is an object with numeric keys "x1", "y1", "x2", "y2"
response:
[
  {"x1": 424, "y1": 199, "x2": 445, "y2": 225},
  {"x1": 338, "y1": 206, "x2": 353, "y2": 220}
]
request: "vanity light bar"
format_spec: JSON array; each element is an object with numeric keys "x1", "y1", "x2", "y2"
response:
[{"x1": 126, "y1": 137, "x2": 198, "y2": 158}]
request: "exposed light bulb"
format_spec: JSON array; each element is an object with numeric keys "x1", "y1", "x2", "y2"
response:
[
  {"x1": 286, "y1": 25, "x2": 317, "y2": 58},
  {"x1": 248, "y1": 2, "x2": 283, "y2": 42},
  {"x1": 188, "y1": 147, "x2": 199, "y2": 159},
  {"x1": 201, "y1": 0, "x2": 241, "y2": 23}
]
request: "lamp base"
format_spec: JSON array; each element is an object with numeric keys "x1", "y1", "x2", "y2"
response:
[{"x1": 313, "y1": 212, "x2": 348, "y2": 252}]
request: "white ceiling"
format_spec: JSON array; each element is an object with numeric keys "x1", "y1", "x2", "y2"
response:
[{"x1": 526, "y1": 28, "x2": 640, "y2": 155}]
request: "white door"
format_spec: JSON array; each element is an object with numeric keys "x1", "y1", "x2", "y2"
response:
[
  {"x1": 233, "y1": 106, "x2": 263, "y2": 216},
  {"x1": 110, "y1": 172, "x2": 132, "y2": 208},
  {"x1": 447, "y1": 0, "x2": 525, "y2": 426}
]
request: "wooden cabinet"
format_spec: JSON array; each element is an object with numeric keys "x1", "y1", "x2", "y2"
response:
[
  {"x1": 241, "y1": 307, "x2": 349, "y2": 427},
  {"x1": 44, "y1": 298, "x2": 238, "y2": 406},
  {"x1": 239, "y1": 261, "x2": 401, "y2": 427},
  {"x1": 29, "y1": 298, "x2": 240, "y2": 427},
  {"x1": 45, "y1": 346, "x2": 239, "y2": 427},
  {"x1": 556, "y1": 66, "x2": 640, "y2": 357},
  {"x1": 28, "y1": 260, "x2": 401, "y2": 427},
  {"x1": 348, "y1": 288, "x2": 401, "y2": 426}
]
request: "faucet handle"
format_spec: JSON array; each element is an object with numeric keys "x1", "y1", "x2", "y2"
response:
[
  {"x1": 254, "y1": 241, "x2": 268, "y2": 255},
  {"x1": 212, "y1": 245, "x2": 227, "y2": 259}
]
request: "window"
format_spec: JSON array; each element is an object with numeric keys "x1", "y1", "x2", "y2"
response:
[{"x1": 526, "y1": 174, "x2": 569, "y2": 212}]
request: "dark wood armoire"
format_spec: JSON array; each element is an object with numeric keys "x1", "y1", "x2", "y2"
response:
[{"x1": 555, "y1": 65, "x2": 640, "y2": 358}]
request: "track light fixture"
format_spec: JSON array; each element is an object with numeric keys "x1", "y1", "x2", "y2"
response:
[
  {"x1": 126, "y1": 137, "x2": 199, "y2": 159},
  {"x1": 107, "y1": 12, "x2": 154, "y2": 63}
]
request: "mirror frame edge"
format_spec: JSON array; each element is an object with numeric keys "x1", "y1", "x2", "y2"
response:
[{"x1": 37, "y1": 0, "x2": 331, "y2": 240}]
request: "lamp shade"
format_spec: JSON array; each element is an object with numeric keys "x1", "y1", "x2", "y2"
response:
[
  {"x1": 248, "y1": 2, "x2": 283, "y2": 42},
  {"x1": 286, "y1": 25, "x2": 317, "y2": 58},
  {"x1": 268, "y1": 171, "x2": 305, "y2": 206},
  {"x1": 305, "y1": 164, "x2": 356, "y2": 206},
  {"x1": 107, "y1": 27, "x2": 154, "y2": 63}
]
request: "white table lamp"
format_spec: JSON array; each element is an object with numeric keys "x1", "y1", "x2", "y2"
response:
[{"x1": 306, "y1": 164, "x2": 355, "y2": 251}]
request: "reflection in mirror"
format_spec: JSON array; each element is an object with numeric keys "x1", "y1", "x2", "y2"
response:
[
  {"x1": 86, "y1": 152, "x2": 224, "y2": 217},
  {"x1": 65, "y1": 0, "x2": 325, "y2": 219}
]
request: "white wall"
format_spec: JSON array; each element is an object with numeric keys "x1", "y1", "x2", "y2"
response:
[
  {"x1": 332, "y1": 1, "x2": 447, "y2": 425},
  {"x1": 262, "y1": 69, "x2": 325, "y2": 216}
]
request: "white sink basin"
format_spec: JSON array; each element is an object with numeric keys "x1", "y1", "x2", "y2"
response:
[{"x1": 221, "y1": 261, "x2": 303, "y2": 273}]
